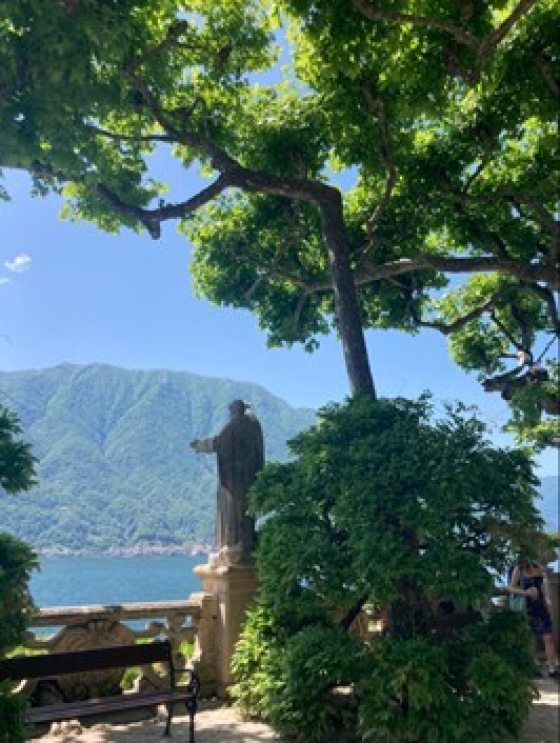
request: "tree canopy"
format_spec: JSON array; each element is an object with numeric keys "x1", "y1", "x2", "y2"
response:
[{"x1": 1, "y1": 0, "x2": 557, "y2": 443}]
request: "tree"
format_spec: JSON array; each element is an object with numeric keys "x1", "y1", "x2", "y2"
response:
[
  {"x1": 0, "y1": 407, "x2": 37, "y2": 495},
  {"x1": 0, "y1": 407, "x2": 38, "y2": 741},
  {"x1": 0, "y1": 1, "x2": 557, "y2": 438},
  {"x1": 232, "y1": 396, "x2": 543, "y2": 741}
]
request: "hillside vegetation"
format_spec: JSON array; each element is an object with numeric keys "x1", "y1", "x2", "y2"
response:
[
  {"x1": 0, "y1": 364, "x2": 315, "y2": 552},
  {"x1": 1, "y1": 364, "x2": 556, "y2": 554}
]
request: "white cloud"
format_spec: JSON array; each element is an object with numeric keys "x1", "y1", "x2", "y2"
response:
[
  {"x1": 5, "y1": 253, "x2": 32, "y2": 273},
  {"x1": 0, "y1": 277, "x2": 10, "y2": 286}
]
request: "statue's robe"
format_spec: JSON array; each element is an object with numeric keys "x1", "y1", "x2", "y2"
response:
[{"x1": 199, "y1": 412, "x2": 264, "y2": 559}]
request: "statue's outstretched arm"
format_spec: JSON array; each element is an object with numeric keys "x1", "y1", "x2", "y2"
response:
[{"x1": 190, "y1": 436, "x2": 217, "y2": 454}]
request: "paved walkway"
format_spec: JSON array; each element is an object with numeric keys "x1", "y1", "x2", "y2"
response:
[{"x1": 33, "y1": 679, "x2": 559, "y2": 743}]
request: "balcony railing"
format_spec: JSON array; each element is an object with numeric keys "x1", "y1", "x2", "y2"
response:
[{"x1": 19, "y1": 592, "x2": 218, "y2": 705}]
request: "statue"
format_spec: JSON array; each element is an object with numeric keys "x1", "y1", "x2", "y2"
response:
[{"x1": 190, "y1": 400, "x2": 264, "y2": 565}]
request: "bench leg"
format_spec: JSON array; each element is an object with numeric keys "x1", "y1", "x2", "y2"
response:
[
  {"x1": 185, "y1": 696, "x2": 197, "y2": 743},
  {"x1": 188, "y1": 711, "x2": 195, "y2": 743},
  {"x1": 164, "y1": 702, "x2": 173, "y2": 736}
]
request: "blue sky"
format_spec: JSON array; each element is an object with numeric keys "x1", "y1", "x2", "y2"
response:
[{"x1": 0, "y1": 166, "x2": 557, "y2": 478}]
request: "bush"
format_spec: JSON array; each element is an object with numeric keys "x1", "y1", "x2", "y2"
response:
[
  {"x1": 359, "y1": 613, "x2": 535, "y2": 743},
  {"x1": 232, "y1": 395, "x2": 541, "y2": 742},
  {"x1": 0, "y1": 534, "x2": 38, "y2": 652},
  {"x1": 0, "y1": 406, "x2": 38, "y2": 741},
  {"x1": 0, "y1": 534, "x2": 37, "y2": 742},
  {"x1": 0, "y1": 685, "x2": 27, "y2": 743},
  {"x1": 232, "y1": 605, "x2": 365, "y2": 741}
]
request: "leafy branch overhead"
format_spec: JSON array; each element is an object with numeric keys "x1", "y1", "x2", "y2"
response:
[{"x1": 0, "y1": 0, "x2": 557, "y2": 443}]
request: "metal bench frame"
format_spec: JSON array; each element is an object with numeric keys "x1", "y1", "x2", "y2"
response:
[{"x1": 0, "y1": 640, "x2": 199, "y2": 742}]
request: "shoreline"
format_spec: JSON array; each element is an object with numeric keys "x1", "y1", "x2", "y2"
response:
[{"x1": 36, "y1": 544, "x2": 213, "y2": 558}]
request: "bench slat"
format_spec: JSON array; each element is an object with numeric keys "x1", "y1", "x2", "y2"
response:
[
  {"x1": 0, "y1": 641, "x2": 172, "y2": 682},
  {"x1": 1, "y1": 640, "x2": 199, "y2": 741},
  {"x1": 26, "y1": 689, "x2": 193, "y2": 724}
]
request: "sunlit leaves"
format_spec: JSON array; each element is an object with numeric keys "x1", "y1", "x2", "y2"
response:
[{"x1": 0, "y1": 0, "x2": 556, "y2": 437}]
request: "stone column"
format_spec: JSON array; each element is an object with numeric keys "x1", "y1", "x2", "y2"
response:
[
  {"x1": 548, "y1": 571, "x2": 559, "y2": 648},
  {"x1": 189, "y1": 591, "x2": 218, "y2": 698},
  {"x1": 194, "y1": 561, "x2": 258, "y2": 699}
]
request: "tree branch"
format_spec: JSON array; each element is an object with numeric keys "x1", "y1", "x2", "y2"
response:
[
  {"x1": 360, "y1": 83, "x2": 397, "y2": 239},
  {"x1": 477, "y1": 0, "x2": 540, "y2": 64},
  {"x1": 128, "y1": 73, "x2": 239, "y2": 173},
  {"x1": 522, "y1": 283, "x2": 560, "y2": 333},
  {"x1": 85, "y1": 124, "x2": 173, "y2": 144},
  {"x1": 352, "y1": 0, "x2": 539, "y2": 70},
  {"x1": 127, "y1": 72, "x2": 338, "y2": 209},
  {"x1": 293, "y1": 290, "x2": 311, "y2": 332},
  {"x1": 505, "y1": 188, "x2": 558, "y2": 237},
  {"x1": 350, "y1": 0, "x2": 479, "y2": 50},
  {"x1": 96, "y1": 174, "x2": 231, "y2": 238},
  {"x1": 536, "y1": 54, "x2": 559, "y2": 97},
  {"x1": 359, "y1": 255, "x2": 558, "y2": 289},
  {"x1": 490, "y1": 310, "x2": 527, "y2": 354},
  {"x1": 410, "y1": 285, "x2": 515, "y2": 336}
]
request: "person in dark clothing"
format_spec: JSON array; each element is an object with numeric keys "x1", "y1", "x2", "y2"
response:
[{"x1": 508, "y1": 561, "x2": 559, "y2": 678}]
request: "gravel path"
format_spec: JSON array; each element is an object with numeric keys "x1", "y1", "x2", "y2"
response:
[
  {"x1": 519, "y1": 679, "x2": 559, "y2": 743},
  {"x1": 33, "y1": 679, "x2": 559, "y2": 743},
  {"x1": 32, "y1": 704, "x2": 289, "y2": 743}
]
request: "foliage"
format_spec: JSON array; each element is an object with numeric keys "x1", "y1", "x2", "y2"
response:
[
  {"x1": 0, "y1": 407, "x2": 38, "y2": 741},
  {"x1": 232, "y1": 396, "x2": 542, "y2": 741},
  {"x1": 0, "y1": 684, "x2": 27, "y2": 743},
  {"x1": 120, "y1": 639, "x2": 193, "y2": 690},
  {"x1": 0, "y1": 406, "x2": 37, "y2": 494},
  {"x1": 358, "y1": 613, "x2": 535, "y2": 743},
  {"x1": 0, "y1": 0, "x2": 557, "y2": 425},
  {"x1": 0, "y1": 364, "x2": 314, "y2": 552},
  {"x1": 506, "y1": 361, "x2": 560, "y2": 449},
  {"x1": 0, "y1": 535, "x2": 37, "y2": 653},
  {"x1": 0, "y1": 403, "x2": 38, "y2": 651},
  {"x1": 232, "y1": 606, "x2": 363, "y2": 741}
]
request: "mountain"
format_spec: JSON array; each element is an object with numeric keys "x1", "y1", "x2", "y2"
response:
[{"x1": 0, "y1": 364, "x2": 316, "y2": 553}]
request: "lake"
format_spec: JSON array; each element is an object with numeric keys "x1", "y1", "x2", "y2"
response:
[{"x1": 30, "y1": 555, "x2": 208, "y2": 608}]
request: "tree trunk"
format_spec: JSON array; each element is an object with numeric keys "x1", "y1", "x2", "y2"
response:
[{"x1": 319, "y1": 192, "x2": 376, "y2": 397}]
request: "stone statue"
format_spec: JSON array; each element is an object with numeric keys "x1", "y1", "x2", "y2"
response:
[{"x1": 190, "y1": 400, "x2": 264, "y2": 565}]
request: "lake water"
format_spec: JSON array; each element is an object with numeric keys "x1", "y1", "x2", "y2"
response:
[{"x1": 30, "y1": 555, "x2": 208, "y2": 608}]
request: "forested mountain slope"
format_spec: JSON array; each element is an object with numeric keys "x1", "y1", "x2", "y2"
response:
[
  {"x1": 1, "y1": 364, "x2": 556, "y2": 553},
  {"x1": 0, "y1": 364, "x2": 315, "y2": 552}
]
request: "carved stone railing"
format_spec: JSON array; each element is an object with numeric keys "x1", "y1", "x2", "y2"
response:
[{"x1": 20, "y1": 594, "x2": 218, "y2": 705}]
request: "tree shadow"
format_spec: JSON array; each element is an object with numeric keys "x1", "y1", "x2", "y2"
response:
[{"x1": 33, "y1": 707, "x2": 290, "y2": 742}]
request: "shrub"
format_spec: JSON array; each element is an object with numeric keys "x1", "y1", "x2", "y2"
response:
[
  {"x1": 232, "y1": 395, "x2": 541, "y2": 742},
  {"x1": 0, "y1": 406, "x2": 38, "y2": 741}
]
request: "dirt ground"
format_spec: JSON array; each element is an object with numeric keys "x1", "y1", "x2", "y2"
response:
[{"x1": 33, "y1": 679, "x2": 559, "y2": 743}]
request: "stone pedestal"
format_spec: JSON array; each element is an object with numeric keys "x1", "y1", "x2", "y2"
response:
[{"x1": 194, "y1": 561, "x2": 258, "y2": 698}]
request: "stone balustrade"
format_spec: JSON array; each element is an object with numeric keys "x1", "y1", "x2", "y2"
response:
[
  {"x1": 20, "y1": 594, "x2": 218, "y2": 704},
  {"x1": 26, "y1": 599, "x2": 201, "y2": 654}
]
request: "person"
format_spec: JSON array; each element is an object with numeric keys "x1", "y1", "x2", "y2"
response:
[
  {"x1": 508, "y1": 561, "x2": 560, "y2": 678},
  {"x1": 190, "y1": 400, "x2": 264, "y2": 564}
]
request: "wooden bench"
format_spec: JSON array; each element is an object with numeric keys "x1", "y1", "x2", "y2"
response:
[{"x1": 0, "y1": 640, "x2": 200, "y2": 742}]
